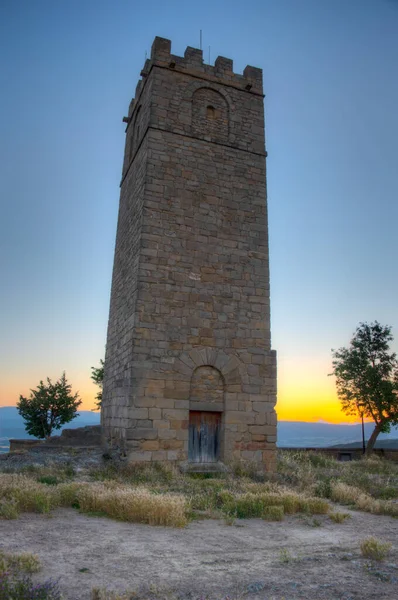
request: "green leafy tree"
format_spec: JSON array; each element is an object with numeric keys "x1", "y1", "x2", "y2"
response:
[
  {"x1": 91, "y1": 359, "x2": 104, "y2": 411},
  {"x1": 17, "y1": 372, "x2": 82, "y2": 439},
  {"x1": 17, "y1": 373, "x2": 82, "y2": 439},
  {"x1": 331, "y1": 321, "x2": 398, "y2": 455}
]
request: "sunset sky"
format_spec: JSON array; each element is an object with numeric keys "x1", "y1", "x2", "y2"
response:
[{"x1": 1, "y1": 0, "x2": 397, "y2": 423}]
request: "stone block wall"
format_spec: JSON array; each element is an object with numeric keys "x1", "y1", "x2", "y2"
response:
[{"x1": 102, "y1": 37, "x2": 277, "y2": 471}]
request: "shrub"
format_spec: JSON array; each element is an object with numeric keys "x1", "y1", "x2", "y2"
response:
[
  {"x1": 0, "y1": 574, "x2": 62, "y2": 599},
  {"x1": 313, "y1": 478, "x2": 333, "y2": 499},
  {"x1": 38, "y1": 475, "x2": 59, "y2": 486},
  {"x1": 262, "y1": 505, "x2": 284, "y2": 521},
  {"x1": 360, "y1": 537, "x2": 392, "y2": 561},
  {"x1": 0, "y1": 551, "x2": 57, "y2": 600},
  {"x1": 377, "y1": 486, "x2": 398, "y2": 500}
]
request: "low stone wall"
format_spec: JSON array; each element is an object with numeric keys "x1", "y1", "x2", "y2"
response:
[
  {"x1": 9, "y1": 439, "x2": 43, "y2": 452},
  {"x1": 9, "y1": 425, "x2": 102, "y2": 453}
]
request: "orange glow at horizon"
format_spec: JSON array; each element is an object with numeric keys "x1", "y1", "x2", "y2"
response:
[
  {"x1": 0, "y1": 372, "x2": 100, "y2": 413},
  {"x1": 1, "y1": 355, "x2": 361, "y2": 423},
  {"x1": 275, "y1": 355, "x2": 359, "y2": 424}
]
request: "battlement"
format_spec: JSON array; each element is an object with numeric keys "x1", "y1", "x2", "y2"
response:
[{"x1": 129, "y1": 36, "x2": 263, "y2": 115}]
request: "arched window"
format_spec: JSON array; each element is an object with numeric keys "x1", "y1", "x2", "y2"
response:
[{"x1": 206, "y1": 105, "x2": 216, "y2": 119}]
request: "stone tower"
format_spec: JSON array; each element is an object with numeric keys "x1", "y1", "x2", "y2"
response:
[{"x1": 102, "y1": 37, "x2": 277, "y2": 471}]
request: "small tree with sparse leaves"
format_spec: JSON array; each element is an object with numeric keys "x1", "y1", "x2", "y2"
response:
[
  {"x1": 91, "y1": 359, "x2": 104, "y2": 411},
  {"x1": 331, "y1": 321, "x2": 398, "y2": 455},
  {"x1": 17, "y1": 372, "x2": 81, "y2": 439}
]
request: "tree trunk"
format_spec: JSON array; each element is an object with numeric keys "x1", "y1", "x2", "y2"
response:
[{"x1": 365, "y1": 422, "x2": 383, "y2": 456}]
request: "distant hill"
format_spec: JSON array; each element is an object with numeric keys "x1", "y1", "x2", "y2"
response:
[
  {"x1": 277, "y1": 421, "x2": 398, "y2": 448},
  {"x1": 0, "y1": 406, "x2": 101, "y2": 453},
  {"x1": 330, "y1": 439, "x2": 398, "y2": 450}
]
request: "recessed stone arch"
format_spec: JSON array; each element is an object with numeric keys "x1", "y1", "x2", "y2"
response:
[
  {"x1": 192, "y1": 87, "x2": 229, "y2": 143},
  {"x1": 174, "y1": 348, "x2": 242, "y2": 386},
  {"x1": 190, "y1": 365, "x2": 225, "y2": 409}
]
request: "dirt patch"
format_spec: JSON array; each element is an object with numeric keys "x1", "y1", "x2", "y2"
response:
[{"x1": 1, "y1": 508, "x2": 398, "y2": 599}]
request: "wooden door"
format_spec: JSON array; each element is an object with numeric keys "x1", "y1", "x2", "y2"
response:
[{"x1": 188, "y1": 411, "x2": 221, "y2": 463}]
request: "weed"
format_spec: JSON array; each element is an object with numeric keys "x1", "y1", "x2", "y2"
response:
[
  {"x1": 279, "y1": 548, "x2": 293, "y2": 563},
  {"x1": 329, "y1": 512, "x2": 351, "y2": 524},
  {"x1": 360, "y1": 537, "x2": 392, "y2": 561},
  {"x1": 64, "y1": 463, "x2": 76, "y2": 478},
  {"x1": 223, "y1": 514, "x2": 236, "y2": 526}
]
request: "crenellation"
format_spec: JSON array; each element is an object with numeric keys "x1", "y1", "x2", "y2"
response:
[
  {"x1": 151, "y1": 36, "x2": 171, "y2": 61},
  {"x1": 183, "y1": 46, "x2": 204, "y2": 69},
  {"x1": 214, "y1": 56, "x2": 233, "y2": 77},
  {"x1": 129, "y1": 37, "x2": 264, "y2": 124}
]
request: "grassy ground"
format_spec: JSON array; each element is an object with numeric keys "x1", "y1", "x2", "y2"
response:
[
  {"x1": 0, "y1": 450, "x2": 397, "y2": 527},
  {"x1": 1, "y1": 453, "x2": 398, "y2": 600}
]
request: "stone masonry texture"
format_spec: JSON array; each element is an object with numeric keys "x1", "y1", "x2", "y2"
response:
[{"x1": 102, "y1": 36, "x2": 277, "y2": 471}]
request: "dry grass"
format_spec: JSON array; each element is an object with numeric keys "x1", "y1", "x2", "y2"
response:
[
  {"x1": 217, "y1": 489, "x2": 329, "y2": 518},
  {"x1": 77, "y1": 483, "x2": 187, "y2": 527},
  {"x1": 262, "y1": 505, "x2": 284, "y2": 521},
  {"x1": 0, "y1": 474, "x2": 187, "y2": 527},
  {"x1": 0, "y1": 550, "x2": 41, "y2": 575},
  {"x1": 330, "y1": 481, "x2": 398, "y2": 517},
  {"x1": 360, "y1": 536, "x2": 392, "y2": 561},
  {"x1": 1, "y1": 452, "x2": 398, "y2": 527},
  {"x1": 0, "y1": 473, "x2": 81, "y2": 515},
  {"x1": 277, "y1": 450, "x2": 398, "y2": 515},
  {"x1": 0, "y1": 497, "x2": 19, "y2": 519}
]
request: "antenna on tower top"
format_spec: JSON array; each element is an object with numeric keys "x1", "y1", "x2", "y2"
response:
[
  {"x1": 208, "y1": 46, "x2": 211, "y2": 64},
  {"x1": 200, "y1": 30, "x2": 202, "y2": 50},
  {"x1": 145, "y1": 51, "x2": 147, "y2": 61}
]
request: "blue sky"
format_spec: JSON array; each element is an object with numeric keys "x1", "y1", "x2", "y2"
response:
[{"x1": 1, "y1": 0, "x2": 397, "y2": 419}]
